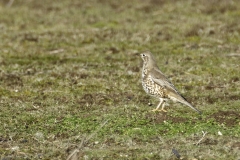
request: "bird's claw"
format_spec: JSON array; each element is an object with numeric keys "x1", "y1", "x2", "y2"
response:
[{"x1": 151, "y1": 109, "x2": 167, "y2": 112}]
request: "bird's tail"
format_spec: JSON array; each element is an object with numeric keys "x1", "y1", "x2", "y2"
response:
[
  {"x1": 180, "y1": 98, "x2": 201, "y2": 114},
  {"x1": 169, "y1": 93, "x2": 201, "y2": 114}
]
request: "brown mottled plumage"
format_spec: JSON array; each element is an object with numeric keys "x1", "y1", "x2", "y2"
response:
[{"x1": 140, "y1": 51, "x2": 201, "y2": 114}]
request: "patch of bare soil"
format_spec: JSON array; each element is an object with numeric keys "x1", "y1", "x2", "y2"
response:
[
  {"x1": 201, "y1": 138, "x2": 218, "y2": 145},
  {"x1": 145, "y1": 112, "x2": 188, "y2": 124},
  {"x1": 205, "y1": 95, "x2": 239, "y2": 104},
  {"x1": 77, "y1": 92, "x2": 136, "y2": 109},
  {"x1": 0, "y1": 73, "x2": 23, "y2": 86},
  {"x1": 209, "y1": 110, "x2": 240, "y2": 127},
  {"x1": 231, "y1": 142, "x2": 240, "y2": 148}
]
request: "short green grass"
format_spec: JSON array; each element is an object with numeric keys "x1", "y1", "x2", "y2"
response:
[{"x1": 0, "y1": 0, "x2": 240, "y2": 159}]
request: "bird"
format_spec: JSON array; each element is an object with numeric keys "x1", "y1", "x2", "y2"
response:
[{"x1": 140, "y1": 51, "x2": 201, "y2": 114}]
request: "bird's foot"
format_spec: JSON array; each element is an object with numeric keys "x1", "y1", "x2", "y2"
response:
[{"x1": 151, "y1": 108, "x2": 167, "y2": 112}]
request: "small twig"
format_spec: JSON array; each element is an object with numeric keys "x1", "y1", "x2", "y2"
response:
[
  {"x1": 77, "y1": 136, "x2": 86, "y2": 150},
  {"x1": 226, "y1": 53, "x2": 240, "y2": 57},
  {"x1": 194, "y1": 131, "x2": 207, "y2": 145},
  {"x1": 66, "y1": 149, "x2": 79, "y2": 160},
  {"x1": 84, "y1": 119, "x2": 109, "y2": 143},
  {"x1": 49, "y1": 48, "x2": 64, "y2": 54},
  {"x1": 66, "y1": 119, "x2": 109, "y2": 160}
]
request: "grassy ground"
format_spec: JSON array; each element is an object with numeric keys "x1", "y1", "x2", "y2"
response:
[{"x1": 0, "y1": 0, "x2": 240, "y2": 159}]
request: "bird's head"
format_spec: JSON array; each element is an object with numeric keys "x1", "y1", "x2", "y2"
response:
[
  {"x1": 140, "y1": 51, "x2": 157, "y2": 69},
  {"x1": 140, "y1": 52, "x2": 149, "y2": 62}
]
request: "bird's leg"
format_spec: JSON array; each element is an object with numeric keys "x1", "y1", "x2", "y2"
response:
[
  {"x1": 151, "y1": 99, "x2": 167, "y2": 112},
  {"x1": 160, "y1": 101, "x2": 167, "y2": 112},
  {"x1": 151, "y1": 99, "x2": 163, "y2": 112}
]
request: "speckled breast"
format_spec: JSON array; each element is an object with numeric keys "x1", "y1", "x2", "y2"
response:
[{"x1": 142, "y1": 75, "x2": 165, "y2": 98}]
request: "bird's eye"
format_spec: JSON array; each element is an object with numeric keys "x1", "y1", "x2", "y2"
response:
[{"x1": 142, "y1": 54, "x2": 146, "y2": 57}]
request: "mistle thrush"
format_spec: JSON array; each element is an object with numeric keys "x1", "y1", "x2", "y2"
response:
[{"x1": 140, "y1": 51, "x2": 201, "y2": 114}]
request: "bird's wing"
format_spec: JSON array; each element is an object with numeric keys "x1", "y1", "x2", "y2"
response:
[
  {"x1": 150, "y1": 68, "x2": 201, "y2": 114},
  {"x1": 150, "y1": 68, "x2": 179, "y2": 94}
]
